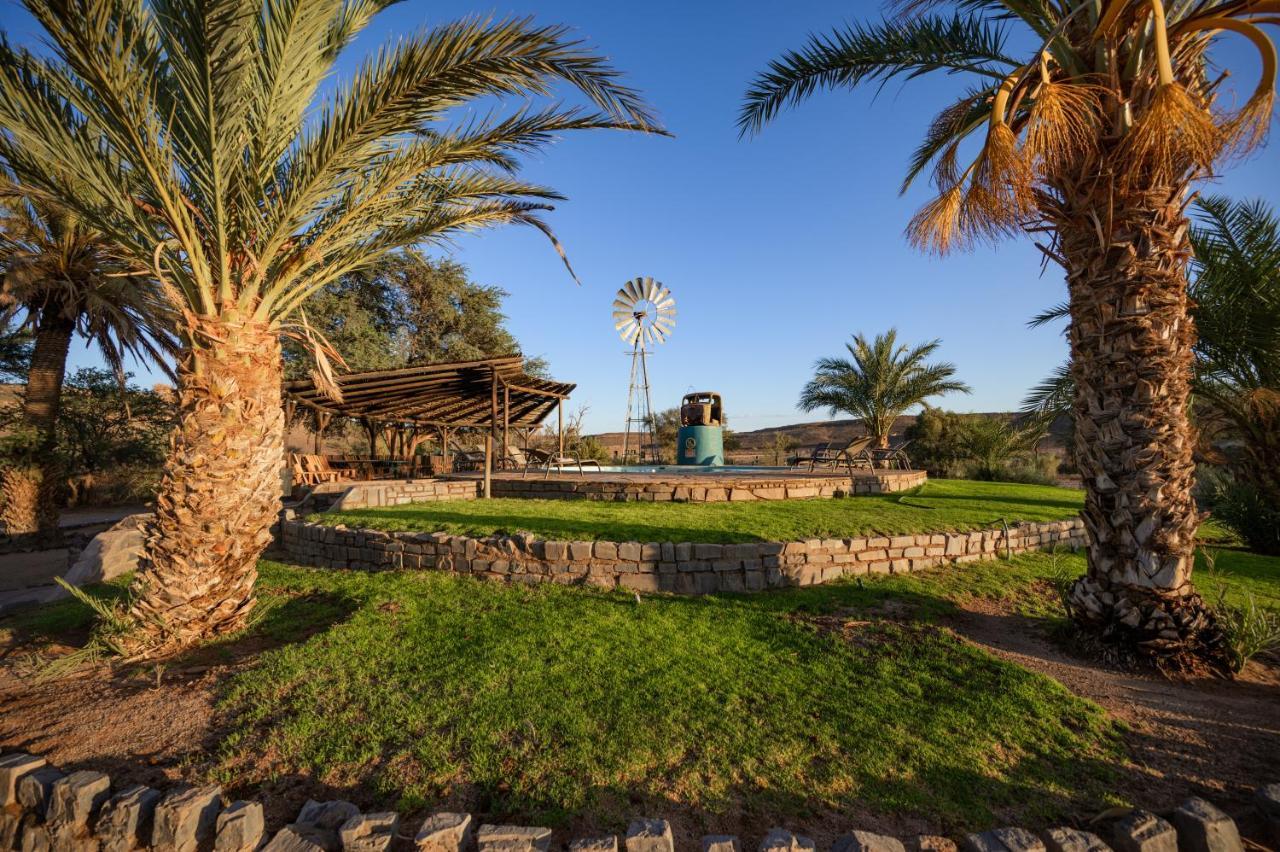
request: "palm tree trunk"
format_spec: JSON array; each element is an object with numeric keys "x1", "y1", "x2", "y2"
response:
[
  {"x1": 125, "y1": 314, "x2": 284, "y2": 657},
  {"x1": 1054, "y1": 178, "x2": 1228, "y2": 671},
  {"x1": 0, "y1": 302, "x2": 74, "y2": 541}
]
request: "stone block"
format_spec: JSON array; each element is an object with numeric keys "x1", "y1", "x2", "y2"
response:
[
  {"x1": 215, "y1": 801, "x2": 264, "y2": 852},
  {"x1": 618, "y1": 543, "x2": 642, "y2": 561},
  {"x1": 1256, "y1": 784, "x2": 1280, "y2": 844},
  {"x1": 570, "y1": 836, "x2": 620, "y2": 852},
  {"x1": 1113, "y1": 811, "x2": 1177, "y2": 852},
  {"x1": 17, "y1": 767, "x2": 65, "y2": 817},
  {"x1": 339, "y1": 812, "x2": 399, "y2": 852},
  {"x1": 415, "y1": 813, "x2": 473, "y2": 852},
  {"x1": 914, "y1": 837, "x2": 958, "y2": 852},
  {"x1": 1172, "y1": 798, "x2": 1241, "y2": 852},
  {"x1": 625, "y1": 820, "x2": 674, "y2": 852},
  {"x1": 1042, "y1": 828, "x2": 1110, "y2": 852},
  {"x1": 297, "y1": 800, "x2": 360, "y2": 831},
  {"x1": 833, "y1": 832, "x2": 907, "y2": 852},
  {"x1": 964, "y1": 828, "x2": 1045, "y2": 852},
  {"x1": 46, "y1": 770, "x2": 110, "y2": 828},
  {"x1": 476, "y1": 824, "x2": 553, "y2": 852},
  {"x1": 594, "y1": 541, "x2": 618, "y2": 560},
  {"x1": 263, "y1": 823, "x2": 339, "y2": 851},
  {"x1": 759, "y1": 828, "x2": 816, "y2": 852},
  {"x1": 152, "y1": 785, "x2": 222, "y2": 852},
  {"x1": 0, "y1": 753, "x2": 45, "y2": 806},
  {"x1": 702, "y1": 836, "x2": 741, "y2": 852}
]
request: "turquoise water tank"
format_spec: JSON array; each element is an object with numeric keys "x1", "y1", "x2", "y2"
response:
[{"x1": 676, "y1": 392, "x2": 725, "y2": 466}]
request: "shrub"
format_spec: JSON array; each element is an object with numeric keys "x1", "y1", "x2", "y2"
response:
[
  {"x1": 1211, "y1": 481, "x2": 1280, "y2": 555},
  {"x1": 903, "y1": 407, "x2": 970, "y2": 476}
]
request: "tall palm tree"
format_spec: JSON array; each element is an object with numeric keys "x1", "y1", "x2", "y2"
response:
[
  {"x1": 0, "y1": 192, "x2": 173, "y2": 541},
  {"x1": 740, "y1": 1, "x2": 1275, "y2": 670},
  {"x1": 0, "y1": 0, "x2": 662, "y2": 657},
  {"x1": 799, "y1": 330, "x2": 970, "y2": 447}
]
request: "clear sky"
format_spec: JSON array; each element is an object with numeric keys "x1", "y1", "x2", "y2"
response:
[{"x1": 3, "y1": 0, "x2": 1277, "y2": 434}]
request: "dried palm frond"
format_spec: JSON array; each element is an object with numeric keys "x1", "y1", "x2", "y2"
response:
[
  {"x1": 972, "y1": 121, "x2": 1035, "y2": 220},
  {"x1": 1122, "y1": 82, "x2": 1222, "y2": 176},
  {"x1": 906, "y1": 183, "x2": 966, "y2": 254},
  {"x1": 1023, "y1": 79, "x2": 1103, "y2": 174}
]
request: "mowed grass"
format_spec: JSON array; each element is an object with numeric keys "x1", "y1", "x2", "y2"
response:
[{"x1": 322, "y1": 479, "x2": 1085, "y2": 543}]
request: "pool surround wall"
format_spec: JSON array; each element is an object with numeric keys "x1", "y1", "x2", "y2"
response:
[{"x1": 275, "y1": 513, "x2": 1087, "y2": 594}]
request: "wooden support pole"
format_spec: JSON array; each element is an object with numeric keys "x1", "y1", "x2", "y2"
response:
[
  {"x1": 490, "y1": 368, "x2": 499, "y2": 447},
  {"x1": 314, "y1": 411, "x2": 331, "y2": 455},
  {"x1": 503, "y1": 384, "x2": 510, "y2": 458},
  {"x1": 483, "y1": 434, "x2": 492, "y2": 499},
  {"x1": 558, "y1": 398, "x2": 564, "y2": 456}
]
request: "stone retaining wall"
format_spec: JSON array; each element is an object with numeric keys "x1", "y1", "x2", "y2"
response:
[
  {"x1": 328, "y1": 478, "x2": 480, "y2": 511},
  {"x1": 276, "y1": 516, "x2": 1088, "y2": 594},
  {"x1": 482, "y1": 470, "x2": 928, "y2": 502},
  {"x1": 1, "y1": 750, "x2": 1275, "y2": 852}
]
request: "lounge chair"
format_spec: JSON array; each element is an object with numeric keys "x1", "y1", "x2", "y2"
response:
[
  {"x1": 514, "y1": 446, "x2": 602, "y2": 478},
  {"x1": 868, "y1": 440, "x2": 913, "y2": 470},
  {"x1": 790, "y1": 437, "x2": 874, "y2": 473},
  {"x1": 289, "y1": 453, "x2": 354, "y2": 485}
]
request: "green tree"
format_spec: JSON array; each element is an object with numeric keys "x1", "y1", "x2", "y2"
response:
[
  {"x1": 0, "y1": 319, "x2": 31, "y2": 381},
  {"x1": 0, "y1": 0, "x2": 660, "y2": 656},
  {"x1": 740, "y1": 0, "x2": 1276, "y2": 670},
  {"x1": 799, "y1": 330, "x2": 970, "y2": 448}
]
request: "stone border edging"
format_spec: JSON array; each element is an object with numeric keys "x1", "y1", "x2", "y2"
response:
[
  {"x1": 275, "y1": 515, "x2": 1088, "y2": 594},
  {"x1": 1, "y1": 750, "x2": 1275, "y2": 852}
]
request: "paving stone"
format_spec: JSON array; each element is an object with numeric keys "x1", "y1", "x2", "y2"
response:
[
  {"x1": 0, "y1": 754, "x2": 46, "y2": 806},
  {"x1": 626, "y1": 820, "x2": 675, "y2": 852},
  {"x1": 215, "y1": 801, "x2": 265, "y2": 852},
  {"x1": 339, "y1": 812, "x2": 399, "y2": 852},
  {"x1": 759, "y1": 828, "x2": 816, "y2": 852},
  {"x1": 263, "y1": 823, "x2": 341, "y2": 852},
  {"x1": 1042, "y1": 828, "x2": 1110, "y2": 852},
  {"x1": 915, "y1": 837, "x2": 959, "y2": 852},
  {"x1": 570, "y1": 835, "x2": 620, "y2": 852},
  {"x1": 151, "y1": 785, "x2": 222, "y2": 852},
  {"x1": 1256, "y1": 784, "x2": 1280, "y2": 845},
  {"x1": 96, "y1": 785, "x2": 162, "y2": 852},
  {"x1": 833, "y1": 831, "x2": 907, "y2": 852},
  {"x1": 17, "y1": 767, "x2": 65, "y2": 817},
  {"x1": 965, "y1": 828, "x2": 1045, "y2": 852},
  {"x1": 476, "y1": 824, "x2": 554, "y2": 852},
  {"x1": 702, "y1": 836, "x2": 741, "y2": 852},
  {"x1": 1113, "y1": 811, "x2": 1177, "y2": 852},
  {"x1": 1172, "y1": 798, "x2": 1242, "y2": 852},
  {"x1": 297, "y1": 800, "x2": 360, "y2": 832},
  {"x1": 415, "y1": 813, "x2": 474, "y2": 852},
  {"x1": 46, "y1": 770, "x2": 111, "y2": 828}
]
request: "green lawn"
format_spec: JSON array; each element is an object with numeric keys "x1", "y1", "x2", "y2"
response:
[
  {"x1": 323, "y1": 479, "x2": 1086, "y2": 543},
  {"x1": 6, "y1": 548, "x2": 1278, "y2": 831}
]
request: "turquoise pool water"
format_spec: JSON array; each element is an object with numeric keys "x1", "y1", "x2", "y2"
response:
[{"x1": 594, "y1": 465, "x2": 792, "y2": 475}]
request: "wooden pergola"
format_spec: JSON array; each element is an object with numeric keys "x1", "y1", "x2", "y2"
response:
[{"x1": 283, "y1": 356, "x2": 575, "y2": 466}]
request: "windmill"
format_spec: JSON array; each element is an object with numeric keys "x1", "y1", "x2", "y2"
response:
[{"x1": 612, "y1": 277, "x2": 676, "y2": 463}]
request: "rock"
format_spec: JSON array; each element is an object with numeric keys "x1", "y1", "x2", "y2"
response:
[
  {"x1": 263, "y1": 823, "x2": 341, "y2": 852},
  {"x1": 759, "y1": 829, "x2": 817, "y2": 852},
  {"x1": 47, "y1": 770, "x2": 111, "y2": 828},
  {"x1": 702, "y1": 837, "x2": 741, "y2": 852},
  {"x1": 339, "y1": 812, "x2": 399, "y2": 852},
  {"x1": 964, "y1": 829, "x2": 1046, "y2": 852},
  {"x1": 476, "y1": 824, "x2": 554, "y2": 852},
  {"x1": 215, "y1": 801, "x2": 265, "y2": 852},
  {"x1": 1172, "y1": 798, "x2": 1242, "y2": 852},
  {"x1": 833, "y1": 832, "x2": 907, "y2": 852},
  {"x1": 0, "y1": 754, "x2": 46, "y2": 806},
  {"x1": 915, "y1": 837, "x2": 959, "y2": 852},
  {"x1": 1113, "y1": 811, "x2": 1177, "y2": 852},
  {"x1": 570, "y1": 836, "x2": 620, "y2": 852},
  {"x1": 1256, "y1": 784, "x2": 1280, "y2": 845},
  {"x1": 296, "y1": 800, "x2": 361, "y2": 831},
  {"x1": 415, "y1": 813, "x2": 474, "y2": 852},
  {"x1": 1042, "y1": 828, "x2": 1110, "y2": 852},
  {"x1": 61, "y1": 515, "x2": 147, "y2": 592},
  {"x1": 151, "y1": 785, "x2": 222, "y2": 852},
  {"x1": 626, "y1": 820, "x2": 675, "y2": 852},
  {"x1": 0, "y1": 812, "x2": 20, "y2": 850},
  {"x1": 17, "y1": 767, "x2": 65, "y2": 817},
  {"x1": 96, "y1": 785, "x2": 162, "y2": 852},
  {"x1": 20, "y1": 821, "x2": 50, "y2": 852}
]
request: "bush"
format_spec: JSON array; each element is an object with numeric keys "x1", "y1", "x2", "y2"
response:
[
  {"x1": 1215, "y1": 593, "x2": 1280, "y2": 672},
  {"x1": 903, "y1": 408, "x2": 970, "y2": 476},
  {"x1": 1211, "y1": 481, "x2": 1280, "y2": 555}
]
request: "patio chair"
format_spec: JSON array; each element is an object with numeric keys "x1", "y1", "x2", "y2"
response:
[
  {"x1": 791, "y1": 437, "x2": 874, "y2": 473},
  {"x1": 867, "y1": 439, "x2": 914, "y2": 470},
  {"x1": 516, "y1": 446, "x2": 603, "y2": 478},
  {"x1": 290, "y1": 453, "x2": 352, "y2": 485}
]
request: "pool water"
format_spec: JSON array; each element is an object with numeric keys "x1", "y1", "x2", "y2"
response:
[{"x1": 594, "y1": 465, "x2": 793, "y2": 475}]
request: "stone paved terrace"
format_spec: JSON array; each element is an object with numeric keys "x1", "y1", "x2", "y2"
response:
[{"x1": 448, "y1": 467, "x2": 927, "y2": 502}]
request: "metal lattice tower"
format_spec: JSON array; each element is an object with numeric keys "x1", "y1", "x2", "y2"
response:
[{"x1": 612, "y1": 277, "x2": 676, "y2": 463}]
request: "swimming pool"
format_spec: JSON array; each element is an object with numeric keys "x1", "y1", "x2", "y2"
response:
[{"x1": 593, "y1": 464, "x2": 793, "y2": 475}]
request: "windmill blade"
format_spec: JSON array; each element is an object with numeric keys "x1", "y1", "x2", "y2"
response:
[
  {"x1": 654, "y1": 315, "x2": 675, "y2": 331},
  {"x1": 652, "y1": 286, "x2": 670, "y2": 305},
  {"x1": 650, "y1": 325, "x2": 666, "y2": 344},
  {"x1": 626, "y1": 279, "x2": 643, "y2": 302},
  {"x1": 641, "y1": 278, "x2": 655, "y2": 302},
  {"x1": 615, "y1": 318, "x2": 637, "y2": 334}
]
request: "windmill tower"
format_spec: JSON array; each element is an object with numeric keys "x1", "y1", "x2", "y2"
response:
[{"x1": 612, "y1": 277, "x2": 676, "y2": 463}]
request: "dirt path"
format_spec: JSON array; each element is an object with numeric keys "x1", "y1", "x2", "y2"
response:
[{"x1": 948, "y1": 597, "x2": 1280, "y2": 826}]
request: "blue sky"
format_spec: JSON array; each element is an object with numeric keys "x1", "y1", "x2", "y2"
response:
[{"x1": 3, "y1": 0, "x2": 1277, "y2": 434}]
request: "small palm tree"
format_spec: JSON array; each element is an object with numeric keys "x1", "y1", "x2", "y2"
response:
[
  {"x1": 0, "y1": 192, "x2": 173, "y2": 541},
  {"x1": 799, "y1": 330, "x2": 970, "y2": 447},
  {"x1": 0, "y1": 0, "x2": 662, "y2": 656},
  {"x1": 741, "y1": 0, "x2": 1276, "y2": 671}
]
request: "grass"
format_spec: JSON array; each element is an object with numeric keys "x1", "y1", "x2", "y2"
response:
[{"x1": 322, "y1": 479, "x2": 1085, "y2": 543}]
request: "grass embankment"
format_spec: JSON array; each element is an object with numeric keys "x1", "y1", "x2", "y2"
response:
[{"x1": 323, "y1": 479, "x2": 1085, "y2": 543}]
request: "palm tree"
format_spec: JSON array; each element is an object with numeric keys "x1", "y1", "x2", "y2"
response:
[
  {"x1": 0, "y1": 192, "x2": 173, "y2": 541},
  {"x1": 799, "y1": 330, "x2": 970, "y2": 447},
  {"x1": 1025, "y1": 195, "x2": 1280, "y2": 549},
  {"x1": 740, "y1": 1, "x2": 1275, "y2": 670},
  {"x1": 0, "y1": 0, "x2": 662, "y2": 657}
]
